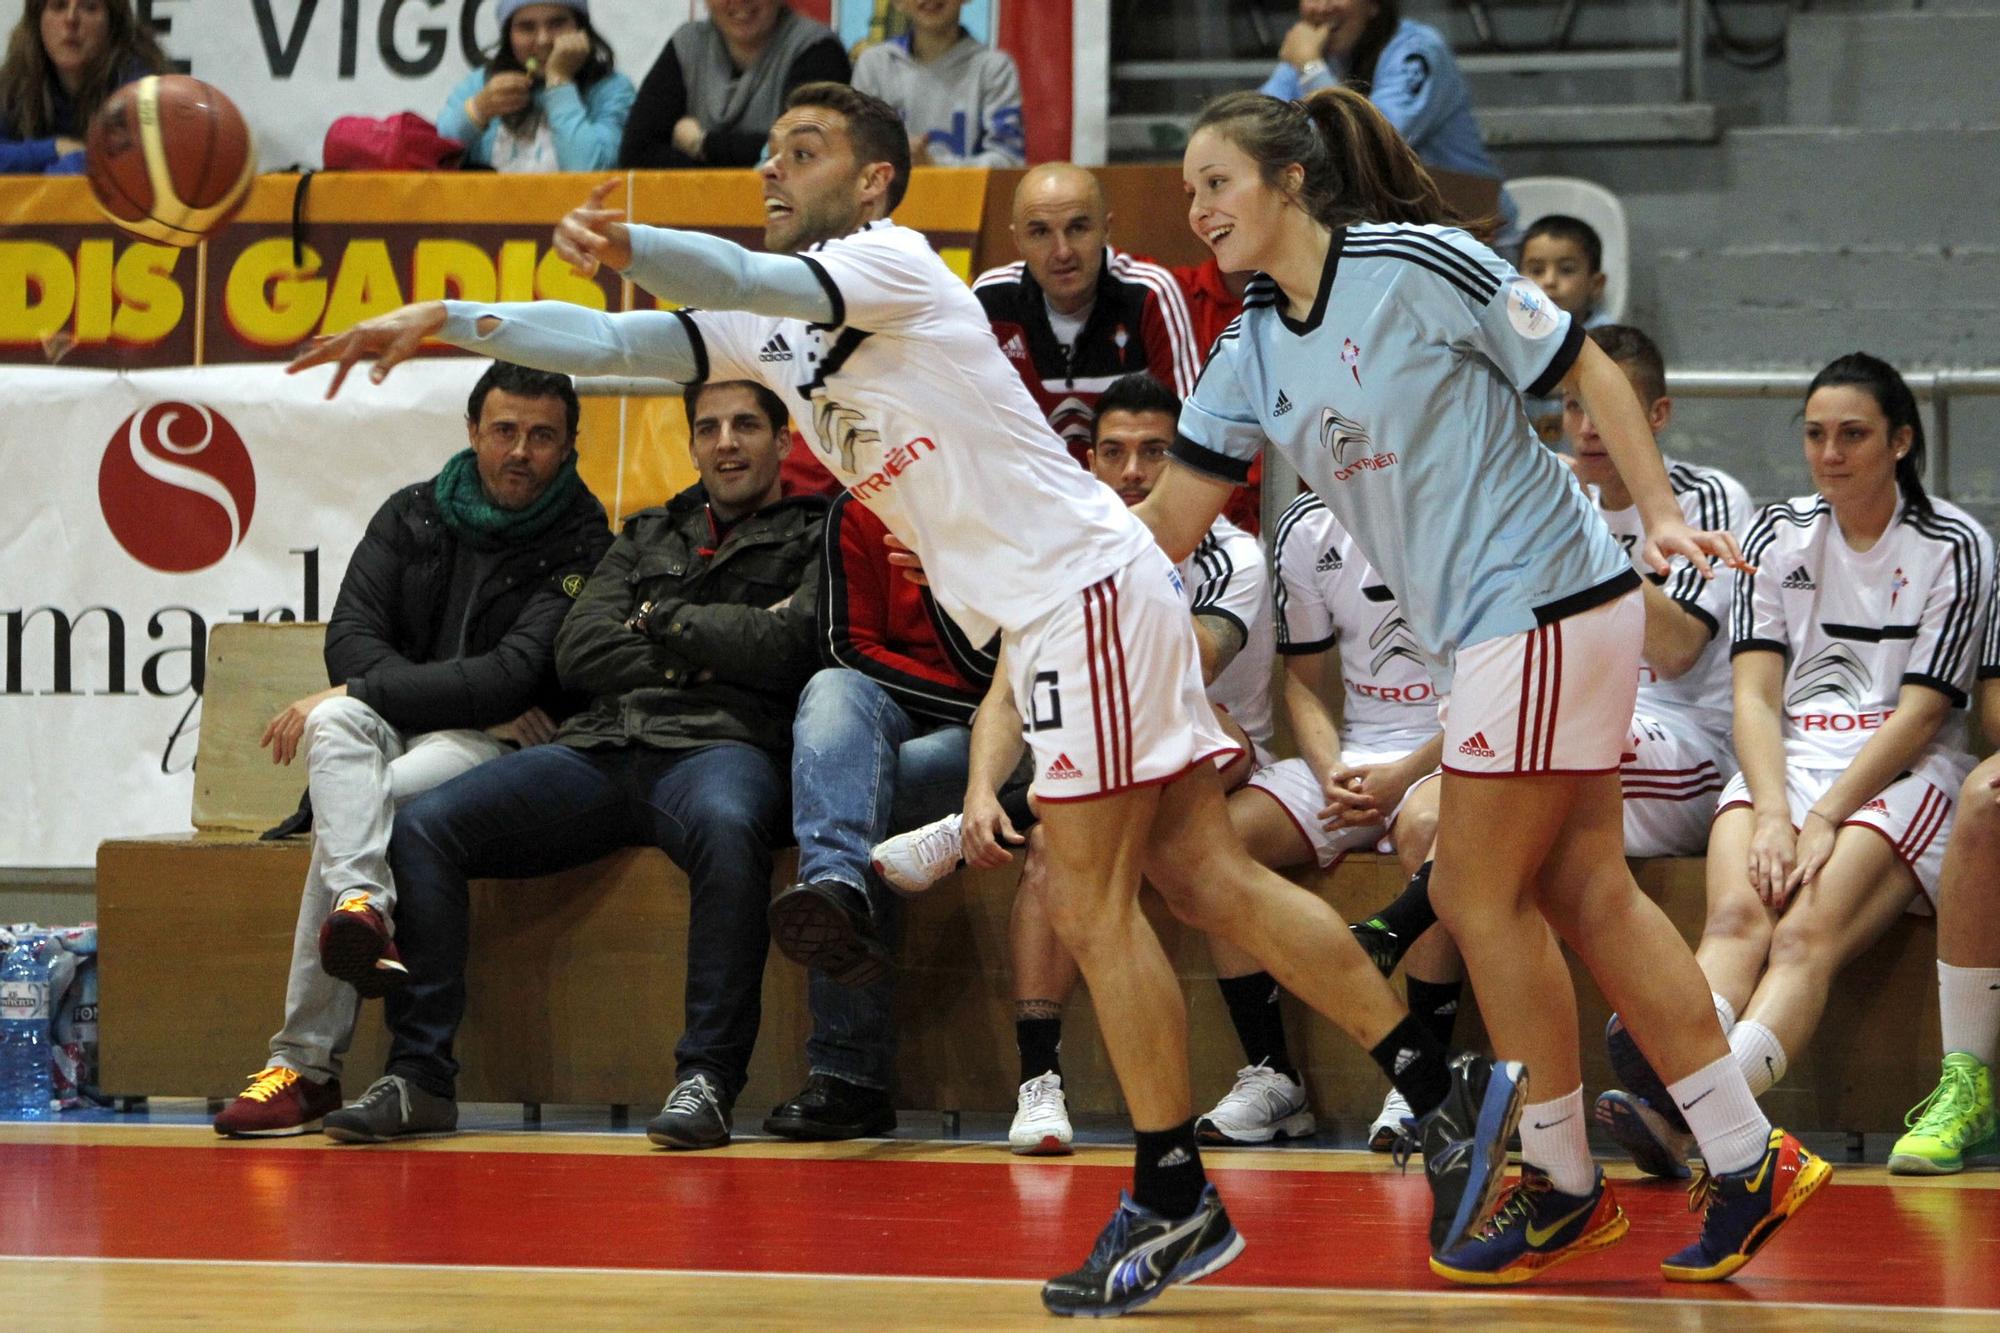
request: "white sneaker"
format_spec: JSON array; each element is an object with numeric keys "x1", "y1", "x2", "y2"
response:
[
  {"x1": 1196, "y1": 1062, "x2": 1316, "y2": 1145},
  {"x1": 871, "y1": 813, "x2": 964, "y2": 895},
  {"x1": 1368, "y1": 1087, "x2": 1412, "y2": 1152},
  {"x1": 1009, "y1": 1071, "x2": 1074, "y2": 1155}
]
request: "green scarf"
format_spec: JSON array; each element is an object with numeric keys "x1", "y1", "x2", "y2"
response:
[{"x1": 433, "y1": 448, "x2": 584, "y2": 551}]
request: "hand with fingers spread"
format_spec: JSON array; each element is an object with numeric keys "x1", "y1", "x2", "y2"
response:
[
  {"x1": 261, "y1": 685, "x2": 346, "y2": 766},
  {"x1": 552, "y1": 178, "x2": 631, "y2": 278},
  {"x1": 1746, "y1": 809, "x2": 1797, "y2": 908},
  {"x1": 1779, "y1": 809, "x2": 1838, "y2": 908},
  {"x1": 285, "y1": 300, "x2": 447, "y2": 398},
  {"x1": 1642, "y1": 514, "x2": 1754, "y2": 582}
]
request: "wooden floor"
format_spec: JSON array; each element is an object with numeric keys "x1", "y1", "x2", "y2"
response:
[{"x1": 4, "y1": 1118, "x2": 1997, "y2": 1329}]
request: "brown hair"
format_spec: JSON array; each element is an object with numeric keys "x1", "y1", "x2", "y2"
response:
[
  {"x1": 786, "y1": 81, "x2": 913, "y2": 213},
  {"x1": 1, "y1": 0, "x2": 169, "y2": 141},
  {"x1": 1192, "y1": 86, "x2": 1483, "y2": 233},
  {"x1": 1588, "y1": 325, "x2": 1666, "y2": 405}
]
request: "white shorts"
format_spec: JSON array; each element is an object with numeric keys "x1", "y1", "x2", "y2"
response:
[
  {"x1": 1441, "y1": 590, "x2": 1642, "y2": 777},
  {"x1": 1714, "y1": 751, "x2": 1973, "y2": 904},
  {"x1": 1243, "y1": 750, "x2": 1442, "y2": 868},
  {"x1": 1009, "y1": 547, "x2": 1238, "y2": 803},
  {"x1": 1620, "y1": 712, "x2": 1734, "y2": 858}
]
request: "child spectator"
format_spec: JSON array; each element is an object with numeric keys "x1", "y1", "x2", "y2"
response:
[
  {"x1": 0, "y1": 0, "x2": 168, "y2": 175},
  {"x1": 620, "y1": 0, "x2": 849, "y2": 169},
  {"x1": 851, "y1": 0, "x2": 1024, "y2": 168},
  {"x1": 437, "y1": 1, "x2": 633, "y2": 173},
  {"x1": 1520, "y1": 213, "x2": 1610, "y2": 329}
]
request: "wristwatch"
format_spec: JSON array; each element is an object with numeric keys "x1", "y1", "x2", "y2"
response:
[{"x1": 1300, "y1": 58, "x2": 1329, "y2": 83}]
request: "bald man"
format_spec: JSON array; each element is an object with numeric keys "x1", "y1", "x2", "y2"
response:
[{"x1": 973, "y1": 163, "x2": 1200, "y2": 465}]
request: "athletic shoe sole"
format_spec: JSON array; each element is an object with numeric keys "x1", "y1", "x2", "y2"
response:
[
  {"x1": 1596, "y1": 1090, "x2": 1693, "y2": 1180},
  {"x1": 1437, "y1": 1060, "x2": 1529, "y2": 1257},
  {"x1": 214, "y1": 1118, "x2": 324, "y2": 1138},
  {"x1": 645, "y1": 1125, "x2": 731, "y2": 1150},
  {"x1": 1195, "y1": 1109, "x2": 1316, "y2": 1145},
  {"x1": 870, "y1": 856, "x2": 951, "y2": 897},
  {"x1": 1888, "y1": 1128, "x2": 1997, "y2": 1176},
  {"x1": 768, "y1": 886, "x2": 892, "y2": 988},
  {"x1": 1430, "y1": 1207, "x2": 1630, "y2": 1286},
  {"x1": 320, "y1": 913, "x2": 408, "y2": 999},
  {"x1": 1010, "y1": 1133, "x2": 1074, "y2": 1156},
  {"x1": 1660, "y1": 1152, "x2": 1832, "y2": 1282},
  {"x1": 1046, "y1": 1227, "x2": 1247, "y2": 1318},
  {"x1": 322, "y1": 1124, "x2": 456, "y2": 1145},
  {"x1": 1368, "y1": 1121, "x2": 1403, "y2": 1152},
  {"x1": 1605, "y1": 1015, "x2": 1687, "y2": 1135}
]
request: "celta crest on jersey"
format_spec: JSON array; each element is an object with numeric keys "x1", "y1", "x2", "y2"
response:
[
  {"x1": 1786, "y1": 644, "x2": 1871, "y2": 710},
  {"x1": 1318, "y1": 406, "x2": 1373, "y2": 464},
  {"x1": 1341, "y1": 338, "x2": 1362, "y2": 386}
]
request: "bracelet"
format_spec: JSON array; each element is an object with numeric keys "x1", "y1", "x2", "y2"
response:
[
  {"x1": 1299, "y1": 58, "x2": 1329, "y2": 82},
  {"x1": 1803, "y1": 808, "x2": 1836, "y2": 826}
]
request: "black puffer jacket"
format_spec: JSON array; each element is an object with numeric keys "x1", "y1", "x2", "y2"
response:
[
  {"x1": 325, "y1": 477, "x2": 612, "y2": 733},
  {"x1": 554, "y1": 484, "x2": 825, "y2": 756}
]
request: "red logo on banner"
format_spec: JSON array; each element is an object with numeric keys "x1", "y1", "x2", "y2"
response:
[{"x1": 97, "y1": 403, "x2": 257, "y2": 573}]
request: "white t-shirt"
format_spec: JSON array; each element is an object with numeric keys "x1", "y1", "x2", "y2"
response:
[
  {"x1": 1178, "y1": 513, "x2": 1275, "y2": 752},
  {"x1": 1593, "y1": 458, "x2": 1753, "y2": 740},
  {"x1": 1270, "y1": 492, "x2": 1440, "y2": 753},
  {"x1": 1733, "y1": 495, "x2": 1993, "y2": 772},
  {"x1": 682, "y1": 221, "x2": 1155, "y2": 643}
]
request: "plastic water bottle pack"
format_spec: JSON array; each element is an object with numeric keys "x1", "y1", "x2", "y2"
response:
[{"x1": 0, "y1": 926, "x2": 54, "y2": 1119}]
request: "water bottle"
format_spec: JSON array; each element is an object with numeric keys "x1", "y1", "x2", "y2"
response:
[{"x1": 0, "y1": 930, "x2": 53, "y2": 1119}]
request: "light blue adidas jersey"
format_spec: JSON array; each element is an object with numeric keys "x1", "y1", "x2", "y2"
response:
[{"x1": 1175, "y1": 223, "x2": 1634, "y2": 683}]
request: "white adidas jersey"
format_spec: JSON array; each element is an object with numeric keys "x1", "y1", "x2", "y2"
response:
[
  {"x1": 1178, "y1": 514, "x2": 1275, "y2": 752},
  {"x1": 1985, "y1": 566, "x2": 2000, "y2": 678},
  {"x1": 685, "y1": 221, "x2": 1154, "y2": 643},
  {"x1": 1733, "y1": 495, "x2": 1993, "y2": 770},
  {"x1": 1270, "y1": 492, "x2": 1440, "y2": 752},
  {"x1": 1592, "y1": 458, "x2": 1752, "y2": 739}
]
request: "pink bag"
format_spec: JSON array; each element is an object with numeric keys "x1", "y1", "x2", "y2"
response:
[{"x1": 322, "y1": 113, "x2": 463, "y2": 171}]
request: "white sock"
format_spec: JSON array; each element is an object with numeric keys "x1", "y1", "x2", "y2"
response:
[
  {"x1": 1938, "y1": 962, "x2": 2000, "y2": 1065},
  {"x1": 1728, "y1": 1021, "x2": 1788, "y2": 1097},
  {"x1": 1669, "y1": 1053, "x2": 1771, "y2": 1175},
  {"x1": 1519, "y1": 1087, "x2": 1595, "y2": 1196},
  {"x1": 1712, "y1": 991, "x2": 1737, "y2": 1034}
]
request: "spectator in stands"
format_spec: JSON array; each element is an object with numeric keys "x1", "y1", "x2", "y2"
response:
[
  {"x1": 0, "y1": 0, "x2": 168, "y2": 175},
  {"x1": 317, "y1": 380, "x2": 826, "y2": 1148},
  {"x1": 437, "y1": 1, "x2": 634, "y2": 173},
  {"x1": 1520, "y1": 214, "x2": 1609, "y2": 329},
  {"x1": 1258, "y1": 0, "x2": 1513, "y2": 235},
  {"x1": 1890, "y1": 579, "x2": 2000, "y2": 1176},
  {"x1": 973, "y1": 164, "x2": 1200, "y2": 465},
  {"x1": 620, "y1": 0, "x2": 848, "y2": 169},
  {"x1": 1602, "y1": 352, "x2": 1994, "y2": 1179},
  {"x1": 211, "y1": 361, "x2": 612, "y2": 1138},
  {"x1": 759, "y1": 490, "x2": 994, "y2": 1141},
  {"x1": 851, "y1": 0, "x2": 1023, "y2": 168},
  {"x1": 1170, "y1": 255, "x2": 1261, "y2": 531}
]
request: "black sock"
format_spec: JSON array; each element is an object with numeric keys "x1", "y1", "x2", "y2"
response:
[
  {"x1": 1405, "y1": 976, "x2": 1464, "y2": 1050},
  {"x1": 1370, "y1": 860, "x2": 1437, "y2": 943},
  {"x1": 1017, "y1": 1017, "x2": 1063, "y2": 1084},
  {"x1": 1216, "y1": 972, "x2": 1296, "y2": 1078},
  {"x1": 1132, "y1": 1119, "x2": 1206, "y2": 1219},
  {"x1": 1368, "y1": 1013, "x2": 1451, "y2": 1118}
]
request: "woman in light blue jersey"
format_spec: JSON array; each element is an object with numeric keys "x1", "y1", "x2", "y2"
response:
[{"x1": 1138, "y1": 87, "x2": 1829, "y2": 1285}]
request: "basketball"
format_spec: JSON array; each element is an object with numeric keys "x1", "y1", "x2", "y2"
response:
[{"x1": 84, "y1": 75, "x2": 256, "y2": 249}]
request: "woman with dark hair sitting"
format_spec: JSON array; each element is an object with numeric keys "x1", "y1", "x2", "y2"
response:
[
  {"x1": 0, "y1": 0, "x2": 168, "y2": 175},
  {"x1": 437, "y1": 0, "x2": 633, "y2": 173}
]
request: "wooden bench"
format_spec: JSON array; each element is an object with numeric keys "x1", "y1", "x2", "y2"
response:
[{"x1": 97, "y1": 624, "x2": 1941, "y2": 1132}]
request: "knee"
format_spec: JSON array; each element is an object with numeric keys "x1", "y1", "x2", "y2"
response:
[
  {"x1": 1702, "y1": 890, "x2": 1773, "y2": 954},
  {"x1": 1148, "y1": 848, "x2": 1236, "y2": 934},
  {"x1": 302, "y1": 692, "x2": 378, "y2": 750},
  {"x1": 1958, "y1": 768, "x2": 2000, "y2": 837},
  {"x1": 795, "y1": 668, "x2": 878, "y2": 728},
  {"x1": 1764, "y1": 912, "x2": 1827, "y2": 976},
  {"x1": 1395, "y1": 805, "x2": 1439, "y2": 873}
]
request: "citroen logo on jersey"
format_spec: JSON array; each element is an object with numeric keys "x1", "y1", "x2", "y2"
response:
[
  {"x1": 1366, "y1": 614, "x2": 1426, "y2": 675},
  {"x1": 1785, "y1": 644, "x2": 1871, "y2": 710},
  {"x1": 812, "y1": 397, "x2": 879, "y2": 474},
  {"x1": 1318, "y1": 407, "x2": 1373, "y2": 464}
]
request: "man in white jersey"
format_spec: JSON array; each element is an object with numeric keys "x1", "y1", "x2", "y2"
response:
[{"x1": 290, "y1": 82, "x2": 1524, "y2": 1317}]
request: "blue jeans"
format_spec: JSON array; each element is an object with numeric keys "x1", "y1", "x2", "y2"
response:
[
  {"x1": 791, "y1": 668, "x2": 970, "y2": 1089},
  {"x1": 383, "y1": 741, "x2": 788, "y2": 1103}
]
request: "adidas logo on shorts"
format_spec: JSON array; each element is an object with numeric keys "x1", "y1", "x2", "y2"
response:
[
  {"x1": 1862, "y1": 797, "x2": 1890, "y2": 813},
  {"x1": 1045, "y1": 753, "x2": 1084, "y2": 781},
  {"x1": 1315, "y1": 547, "x2": 1343, "y2": 572},
  {"x1": 758, "y1": 334, "x2": 792, "y2": 364},
  {"x1": 1273, "y1": 389, "x2": 1295, "y2": 417},
  {"x1": 1781, "y1": 565, "x2": 1816, "y2": 590},
  {"x1": 1457, "y1": 731, "x2": 1497, "y2": 759}
]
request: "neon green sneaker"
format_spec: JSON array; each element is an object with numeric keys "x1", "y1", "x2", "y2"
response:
[{"x1": 1888, "y1": 1053, "x2": 1997, "y2": 1176}]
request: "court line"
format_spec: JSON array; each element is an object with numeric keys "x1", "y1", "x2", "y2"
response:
[{"x1": 3, "y1": 1253, "x2": 1992, "y2": 1317}]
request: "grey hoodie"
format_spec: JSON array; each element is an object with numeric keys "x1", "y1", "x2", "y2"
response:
[{"x1": 851, "y1": 29, "x2": 1025, "y2": 168}]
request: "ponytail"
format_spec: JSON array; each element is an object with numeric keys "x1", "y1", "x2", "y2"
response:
[{"x1": 1807, "y1": 352, "x2": 1934, "y2": 520}]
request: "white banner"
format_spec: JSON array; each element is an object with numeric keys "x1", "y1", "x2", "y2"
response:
[
  {"x1": 0, "y1": 0, "x2": 685, "y2": 172},
  {"x1": 0, "y1": 359, "x2": 489, "y2": 867}
]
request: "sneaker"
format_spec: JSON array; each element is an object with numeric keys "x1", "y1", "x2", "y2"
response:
[
  {"x1": 1605, "y1": 1012, "x2": 1689, "y2": 1136},
  {"x1": 646, "y1": 1072, "x2": 732, "y2": 1150},
  {"x1": 1040, "y1": 1184, "x2": 1244, "y2": 1317},
  {"x1": 1396, "y1": 1052, "x2": 1528, "y2": 1255},
  {"x1": 1010, "y1": 1071, "x2": 1074, "y2": 1156},
  {"x1": 321, "y1": 1074, "x2": 457, "y2": 1144},
  {"x1": 871, "y1": 814, "x2": 963, "y2": 896},
  {"x1": 1368, "y1": 1088, "x2": 1412, "y2": 1153},
  {"x1": 1596, "y1": 1089, "x2": 1695, "y2": 1180},
  {"x1": 1888, "y1": 1053, "x2": 1998, "y2": 1176},
  {"x1": 767, "y1": 880, "x2": 893, "y2": 988},
  {"x1": 1348, "y1": 914, "x2": 1411, "y2": 976},
  {"x1": 317, "y1": 894, "x2": 409, "y2": 999},
  {"x1": 1660, "y1": 1127, "x2": 1831, "y2": 1282},
  {"x1": 1197, "y1": 1061, "x2": 1316, "y2": 1145},
  {"x1": 1431, "y1": 1167, "x2": 1629, "y2": 1285},
  {"x1": 213, "y1": 1066, "x2": 342, "y2": 1138},
  {"x1": 764, "y1": 1072, "x2": 896, "y2": 1141}
]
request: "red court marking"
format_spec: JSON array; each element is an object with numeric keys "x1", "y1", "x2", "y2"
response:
[{"x1": 4, "y1": 1143, "x2": 1994, "y2": 1311}]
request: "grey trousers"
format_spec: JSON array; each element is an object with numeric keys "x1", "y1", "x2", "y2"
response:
[{"x1": 266, "y1": 695, "x2": 508, "y2": 1083}]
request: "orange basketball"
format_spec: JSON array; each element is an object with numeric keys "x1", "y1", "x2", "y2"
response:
[{"x1": 84, "y1": 75, "x2": 256, "y2": 248}]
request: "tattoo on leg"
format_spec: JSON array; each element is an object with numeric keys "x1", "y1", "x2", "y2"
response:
[{"x1": 1015, "y1": 999, "x2": 1063, "y2": 1021}]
